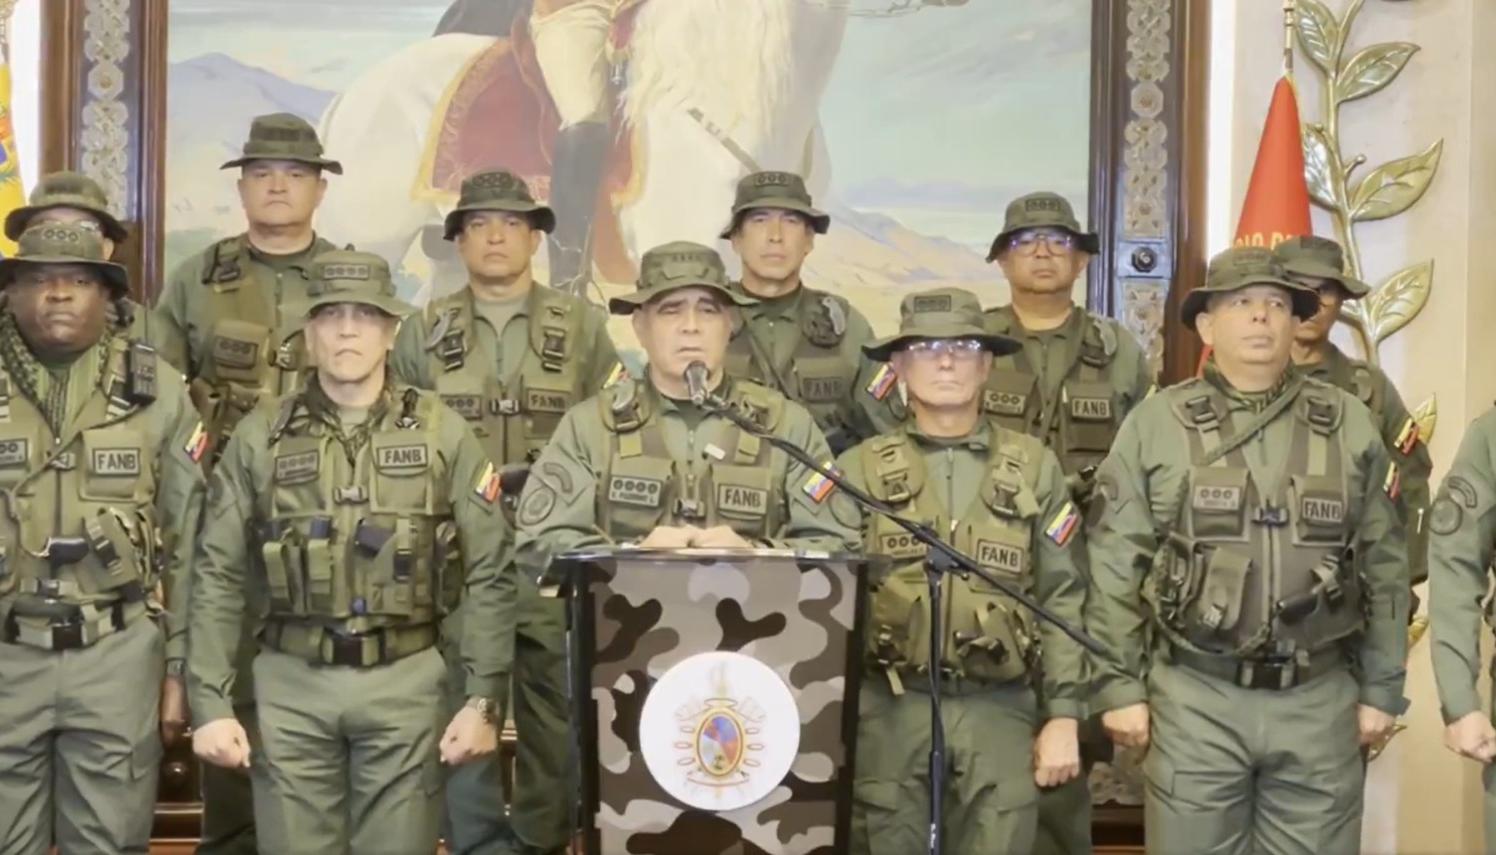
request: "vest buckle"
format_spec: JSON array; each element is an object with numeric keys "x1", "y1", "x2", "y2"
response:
[
  {"x1": 674, "y1": 498, "x2": 705, "y2": 521},
  {"x1": 49, "y1": 452, "x2": 77, "y2": 471},
  {"x1": 492, "y1": 399, "x2": 520, "y2": 416},
  {"x1": 1253, "y1": 503, "x2": 1289, "y2": 527},
  {"x1": 334, "y1": 486, "x2": 369, "y2": 504}
]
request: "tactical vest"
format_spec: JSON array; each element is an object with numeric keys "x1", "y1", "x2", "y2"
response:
[
  {"x1": 982, "y1": 309, "x2": 1122, "y2": 477},
  {"x1": 256, "y1": 389, "x2": 461, "y2": 632},
  {"x1": 858, "y1": 428, "x2": 1045, "y2": 690},
  {"x1": 595, "y1": 379, "x2": 788, "y2": 541},
  {"x1": 193, "y1": 235, "x2": 335, "y2": 455},
  {"x1": 0, "y1": 339, "x2": 164, "y2": 648},
  {"x1": 422, "y1": 287, "x2": 587, "y2": 470},
  {"x1": 723, "y1": 289, "x2": 859, "y2": 441},
  {"x1": 1148, "y1": 383, "x2": 1364, "y2": 661}
]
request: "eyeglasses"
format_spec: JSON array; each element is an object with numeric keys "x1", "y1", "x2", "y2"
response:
[
  {"x1": 1007, "y1": 229, "x2": 1077, "y2": 256},
  {"x1": 904, "y1": 338, "x2": 986, "y2": 360}
]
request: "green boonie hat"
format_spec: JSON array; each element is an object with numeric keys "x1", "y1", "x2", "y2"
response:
[
  {"x1": 5, "y1": 171, "x2": 128, "y2": 243},
  {"x1": 300, "y1": 250, "x2": 413, "y2": 318},
  {"x1": 221, "y1": 112, "x2": 343, "y2": 174},
  {"x1": 987, "y1": 191, "x2": 1100, "y2": 261},
  {"x1": 1181, "y1": 246, "x2": 1319, "y2": 329},
  {"x1": 863, "y1": 287, "x2": 1021, "y2": 362},
  {"x1": 0, "y1": 222, "x2": 129, "y2": 295},
  {"x1": 442, "y1": 170, "x2": 556, "y2": 239},
  {"x1": 608, "y1": 241, "x2": 759, "y2": 315},
  {"x1": 1273, "y1": 235, "x2": 1369, "y2": 299},
  {"x1": 718, "y1": 170, "x2": 830, "y2": 239}
]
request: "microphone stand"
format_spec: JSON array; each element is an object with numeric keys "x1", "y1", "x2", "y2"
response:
[{"x1": 696, "y1": 388, "x2": 1103, "y2": 855}]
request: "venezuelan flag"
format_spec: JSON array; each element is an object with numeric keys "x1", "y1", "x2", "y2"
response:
[
  {"x1": 1044, "y1": 501, "x2": 1080, "y2": 546},
  {"x1": 0, "y1": 51, "x2": 23, "y2": 258},
  {"x1": 865, "y1": 364, "x2": 897, "y2": 401},
  {"x1": 801, "y1": 464, "x2": 839, "y2": 504}
]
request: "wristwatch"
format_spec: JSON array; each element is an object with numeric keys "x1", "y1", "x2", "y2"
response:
[
  {"x1": 165, "y1": 659, "x2": 187, "y2": 678},
  {"x1": 465, "y1": 695, "x2": 497, "y2": 724}
]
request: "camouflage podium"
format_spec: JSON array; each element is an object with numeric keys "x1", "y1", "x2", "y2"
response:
[{"x1": 552, "y1": 548, "x2": 874, "y2": 855}]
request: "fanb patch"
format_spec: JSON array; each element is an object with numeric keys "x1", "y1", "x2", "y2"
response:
[
  {"x1": 1429, "y1": 495, "x2": 1463, "y2": 536},
  {"x1": 1300, "y1": 496, "x2": 1344, "y2": 525},
  {"x1": 518, "y1": 486, "x2": 557, "y2": 527},
  {"x1": 0, "y1": 437, "x2": 29, "y2": 467},
  {"x1": 524, "y1": 388, "x2": 569, "y2": 414},
  {"x1": 717, "y1": 483, "x2": 768, "y2": 516},
  {"x1": 910, "y1": 294, "x2": 952, "y2": 314},
  {"x1": 376, "y1": 444, "x2": 429, "y2": 469},
  {"x1": 1069, "y1": 397, "x2": 1112, "y2": 422},
  {"x1": 275, "y1": 450, "x2": 320, "y2": 485},
  {"x1": 608, "y1": 475, "x2": 664, "y2": 508},
  {"x1": 91, "y1": 447, "x2": 141, "y2": 476},
  {"x1": 1192, "y1": 485, "x2": 1243, "y2": 512},
  {"x1": 975, "y1": 539, "x2": 1026, "y2": 575},
  {"x1": 798, "y1": 375, "x2": 846, "y2": 403}
]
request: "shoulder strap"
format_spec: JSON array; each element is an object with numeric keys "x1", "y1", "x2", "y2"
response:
[
  {"x1": 729, "y1": 380, "x2": 785, "y2": 433},
  {"x1": 984, "y1": 431, "x2": 1043, "y2": 518},
  {"x1": 598, "y1": 378, "x2": 649, "y2": 434},
  {"x1": 424, "y1": 294, "x2": 469, "y2": 372},
  {"x1": 861, "y1": 432, "x2": 927, "y2": 505},
  {"x1": 1081, "y1": 315, "x2": 1118, "y2": 368},
  {"x1": 527, "y1": 289, "x2": 580, "y2": 373},
  {"x1": 200, "y1": 236, "x2": 248, "y2": 286},
  {"x1": 268, "y1": 395, "x2": 306, "y2": 444}
]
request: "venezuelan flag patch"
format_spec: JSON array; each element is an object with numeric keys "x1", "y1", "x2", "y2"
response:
[
  {"x1": 1394, "y1": 417, "x2": 1420, "y2": 455},
  {"x1": 1044, "y1": 500, "x2": 1080, "y2": 546},
  {"x1": 474, "y1": 461, "x2": 502, "y2": 504},
  {"x1": 184, "y1": 422, "x2": 210, "y2": 463},
  {"x1": 865, "y1": 364, "x2": 897, "y2": 401},
  {"x1": 801, "y1": 464, "x2": 840, "y2": 504},
  {"x1": 1382, "y1": 461, "x2": 1401, "y2": 501},
  {"x1": 603, "y1": 361, "x2": 629, "y2": 389}
]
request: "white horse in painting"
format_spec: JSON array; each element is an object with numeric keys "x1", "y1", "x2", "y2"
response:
[{"x1": 315, "y1": 0, "x2": 849, "y2": 298}]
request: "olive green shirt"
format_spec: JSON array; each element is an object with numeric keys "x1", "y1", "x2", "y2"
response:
[
  {"x1": 1429, "y1": 409, "x2": 1496, "y2": 723},
  {"x1": 513, "y1": 375, "x2": 860, "y2": 579},
  {"x1": 728, "y1": 283, "x2": 904, "y2": 448},
  {"x1": 1300, "y1": 342, "x2": 1432, "y2": 586},
  {"x1": 389, "y1": 284, "x2": 620, "y2": 395},
  {"x1": 0, "y1": 335, "x2": 205, "y2": 664},
  {"x1": 186, "y1": 381, "x2": 517, "y2": 725},
  {"x1": 151, "y1": 234, "x2": 338, "y2": 377},
  {"x1": 835, "y1": 422, "x2": 1089, "y2": 719},
  {"x1": 984, "y1": 305, "x2": 1154, "y2": 473},
  {"x1": 1086, "y1": 366, "x2": 1409, "y2": 716}
]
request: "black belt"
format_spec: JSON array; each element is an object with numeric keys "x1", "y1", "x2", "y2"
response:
[
  {"x1": 261, "y1": 621, "x2": 438, "y2": 668},
  {"x1": 3, "y1": 598, "x2": 136, "y2": 651},
  {"x1": 1167, "y1": 643, "x2": 1346, "y2": 691}
]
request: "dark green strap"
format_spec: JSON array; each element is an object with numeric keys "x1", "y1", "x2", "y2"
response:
[{"x1": 1198, "y1": 376, "x2": 1304, "y2": 468}]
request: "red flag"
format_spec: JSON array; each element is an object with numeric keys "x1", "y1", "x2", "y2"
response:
[{"x1": 1197, "y1": 76, "x2": 1312, "y2": 374}]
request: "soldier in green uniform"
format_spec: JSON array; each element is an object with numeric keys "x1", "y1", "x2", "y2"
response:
[
  {"x1": 1087, "y1": 247, "x2": 1407, "y2": 855},
  {"x1": 0, "y1": 223, "x2": 205, "y2": 853},
  {"x1": 837, "y1": 287, "x2": 1088, "y2": 854},
  {"x1": 152, "y1": 111, "x2": 344, "y2": 854},
  {"x1": 1277, "y1": 235, "x2": 1432, "y2": 603},
  {"x1": 721, "y1": 171, "x2": 903, "y2": 455},
  {"x1": 188, "y1": 250, "x2": 516, "y2": 853},
  {"x1": 984, "y1": 190, "x2": 1154, "y2": 855},
  {"x1": 5, "y1": 170, "x2": 149, "y2": 340},
  {"x1": 391, "y1": 169, "x2": 621, "y2": 855},
  {"x1": 1429, "y1": 411, "x2": 1496, "y2": 850},
  {"x1": 514, "y1": 240, "x2": 857, "y2": 577}
]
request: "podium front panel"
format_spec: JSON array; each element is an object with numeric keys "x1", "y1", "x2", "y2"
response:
[{"x1": 563, "y1": 550, "x2": 867, "y2": 855}]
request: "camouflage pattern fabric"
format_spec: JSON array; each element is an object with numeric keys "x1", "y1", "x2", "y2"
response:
[{"x1": 559, "y1": 549, "x2": 869, "y2": 855}]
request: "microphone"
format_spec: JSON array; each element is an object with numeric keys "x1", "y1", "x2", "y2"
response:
[{"x1": 684, "y1": 361, "x2": 710, "y2": 406}]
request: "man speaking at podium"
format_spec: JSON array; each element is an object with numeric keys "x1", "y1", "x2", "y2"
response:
[{"x1": 513, "y1": 240, "x2": 858, "y2": 573}]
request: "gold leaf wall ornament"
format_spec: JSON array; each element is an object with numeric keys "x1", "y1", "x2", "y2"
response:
[
  {"x1": 1349, "y1": 140, "x2": 1443, "y2": 222},
  {"x1": 1337, "y1": 42, "x2": 1419, "y2": 103},
  {"x1": 1356, "y1": 260, "x2": 1433, "y2": 345}
]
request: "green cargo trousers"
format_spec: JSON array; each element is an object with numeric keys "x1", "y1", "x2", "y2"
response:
[
  {"x1": 250, "y1": 644, "x2": 447, "y2": 853},
  {"x1": 851, "y1": 678, "x2": 1040, "y2": 855},
  {"x1": 1143, "y1": 657, "x2": 1364, "y2": 855},
  {"x1": 0, "y1": 614, "x2": 163, "y2": 854},
  {"x1": 198, "y1": 599, "x2": 263, "y2": 854},
  {"x1": 443, "y1": 587, "x2": 573, "y2": 855}
]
